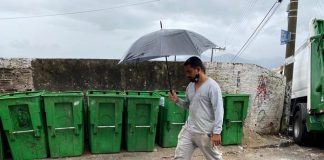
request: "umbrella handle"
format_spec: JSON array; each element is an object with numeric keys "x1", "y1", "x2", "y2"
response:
[
  {"x1": 169, "y1": 89, "x2": 174, "y2": 96},
  {"x1": 165, "y1": 56, "x2": 173, "y2": 95}
]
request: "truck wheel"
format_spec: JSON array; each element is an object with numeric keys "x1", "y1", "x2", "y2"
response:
[{"x1": 293, "y1": 110, "x2": 307, "y2": 145}]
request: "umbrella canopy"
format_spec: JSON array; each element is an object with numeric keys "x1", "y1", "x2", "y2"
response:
[{"x1": 119, "y1": 29, "x2": 216, "y2": 64}]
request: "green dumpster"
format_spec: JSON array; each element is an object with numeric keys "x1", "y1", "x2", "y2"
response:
[
  {"x1": 42, "y1": 91, "x2": 84, "y2": 158},
  {"x1": 87, "y1": 90, "x2": 124, "y2": 154},
  {"x1": 0, "y1": 91, "x2": 48, "y2": 159},
  {"x1": 221, "y1": 94, "x2": 249, "y2": 145},
  {"x1": 125, "y1": 91, "x2": 160, "y2": 152},
  {"x1": 156, "y1": 90, "x2": 188, "y2": 148}
]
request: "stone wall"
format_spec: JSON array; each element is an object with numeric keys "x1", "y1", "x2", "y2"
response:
[
  {"x1": 0, "y1": 58, "x2": 285, "y2": 134},
  {"x1": 0, "y1": 58, "x2": 33, "y2": 92},
  {"x1": 205, "y1": 62, "x2": 286, "y2": 134}
]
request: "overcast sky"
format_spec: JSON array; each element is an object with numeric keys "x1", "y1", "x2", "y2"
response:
[{"x1": 0, "y1": 0, "x2": 323, "y2": 68}]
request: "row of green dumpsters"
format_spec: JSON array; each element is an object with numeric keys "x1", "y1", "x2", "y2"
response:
[{"x1": 0, "y1": 90, "x2": 249, "y2": 159}]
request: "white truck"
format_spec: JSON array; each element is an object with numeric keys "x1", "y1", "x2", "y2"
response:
[{"x1": 291, "y1": 18, "x2": 324, "y2": 144}]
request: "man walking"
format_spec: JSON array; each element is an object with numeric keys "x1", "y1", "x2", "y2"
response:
[{"x1": 169, "y1": 56, "x2": 224, "y2": 160}]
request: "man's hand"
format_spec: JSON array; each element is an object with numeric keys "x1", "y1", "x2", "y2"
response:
[
  {"x1": 168, "y1": 90, "x2": 178, "y2": 102},
  {"x1": 211, "y1": 134, "x2": 221, "y2": 147}
]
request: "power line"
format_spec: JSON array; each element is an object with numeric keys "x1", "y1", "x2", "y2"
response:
[
  {"x1": 0, "y1": 0, "x2": 160, "y2": 20},
  {"x1": 230, "y1": 0, "x2": 255, "y2": 34},
  {"x1": 235, "y1": 2, "x2": 281, "y2": 60},
  {"x1": 238, "y1": 0, "x2": 258, "y2": 33},
  {"x1": 231, "y1": 0, "x2": 280, "y2": 62},
  {"x1": 315, "y1": 0, "x2": 324, "y2": 17},
  {"x1": 231, "y1": 0, "x2": 282, "y2": 62},
  {"x1": 226, "y1": 0, "x2": 258, "y2": 47}
]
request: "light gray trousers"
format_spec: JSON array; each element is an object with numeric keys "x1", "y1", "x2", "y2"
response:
[{"x1": 174, "y1": 127, "x2": 223, "y2": 160}]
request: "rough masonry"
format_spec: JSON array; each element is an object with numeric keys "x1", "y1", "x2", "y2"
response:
[
  {"x1": 0, "y1": 58, "x2": 285, "y2": 134},
  {"x1": 0, "y1": 58, "x2": 33, "y2": 92},
  {"x1": 206, "y1": 62, "x2": 286, "y2": 134}
]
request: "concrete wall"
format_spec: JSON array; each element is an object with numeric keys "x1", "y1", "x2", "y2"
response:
[
  {"x1": 31, "y1": 59, "x2": 187, "y2": 91},
  {"x1": 0, "y1": 58, "x2": 285, "y2": 134}
]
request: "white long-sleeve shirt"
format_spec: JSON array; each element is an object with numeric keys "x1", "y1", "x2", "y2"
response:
[{"x1": 176, "y1": 77, "x2": 224, "y2": 134}]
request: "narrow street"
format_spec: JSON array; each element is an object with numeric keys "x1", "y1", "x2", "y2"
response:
[
  {"x1": 52, "y1": 143, "x2": 324, "y2": 160},
  {"x1": 50, "y1": 135, "x2": 324, "y2": 160}
]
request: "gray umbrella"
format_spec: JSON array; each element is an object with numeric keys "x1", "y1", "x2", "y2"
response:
[
  {"x1": 119, "y1": 29, "x2": 216, "y2": 64},
  {"x1": 119, "y1": 28, "x2": 216, "y2": 91}
]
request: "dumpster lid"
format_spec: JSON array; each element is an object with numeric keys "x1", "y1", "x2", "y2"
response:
[
  {"x1": 42, "y1": 91, "x2": 84, "y2": 97},
  {"x1": 86, "y1": 90, "x2": 125, "y2": 97},
  {"x1": 155, "y1": 90, "x2": 186, "y2": 97},
  {"x1": 125, "y1": 90, "x2": 160, "y2": 98},
  {"x1": 0, "y1": 91, "x2": 45, "y2": 99}
]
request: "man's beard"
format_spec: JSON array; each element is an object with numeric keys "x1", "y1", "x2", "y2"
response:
[{"x1": 189, "y1": 74, "x2": 199, "y2": 83}]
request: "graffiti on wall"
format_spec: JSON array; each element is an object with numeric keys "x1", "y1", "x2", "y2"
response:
[
  {"x1": 254, "y1": 75, "x2": 272, "y2": 124},
  {"x1": 236, "y1": 71, "x2": 241, "y2": 88},
  {"x1": 252, "y1": 74, "x2": 279, "y2": 132},
  {"x1": 254, "y1": 75, "x2": 269, "y2": 108}
]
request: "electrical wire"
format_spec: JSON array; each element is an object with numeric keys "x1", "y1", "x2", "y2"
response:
[
  {"x1": 230, "y1": 0, "x2": 255, "y2": 35},
  {"x1": 315, "y1": 0, "x2": 324, "y2": 17},
  {"x1": 226, "y1": 0, "x2": 259, "y2": 47},
  {"x1": 234, "y1": 2, "x2": 281, "y2": 60},
  {"x1": 231, "y1": 0, "x2": 282, "y2": 62},
  {"x1": 0, "y1": 0, "x2": 160, "y2": 20}
]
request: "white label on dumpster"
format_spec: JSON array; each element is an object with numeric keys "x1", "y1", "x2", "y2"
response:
[
  {"x1": 160, "y1": 97, "x2": 165, "y2": 107},
  {"x1": 74, "y1": 101, "x2": 80, "y2": 106}
]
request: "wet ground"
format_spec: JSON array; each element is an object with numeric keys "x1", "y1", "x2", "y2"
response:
[{"x1": 53, "y1": 135, "x2": 324, "y2": 160}]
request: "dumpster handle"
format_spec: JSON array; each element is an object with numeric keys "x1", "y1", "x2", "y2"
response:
[
  {"x1": 97, "y1": 125, "x2": 115, "y2": 128},
  {"x1": 167, "y1": 121, "x2": 185, "y2": 131},
  {"x1": 171, "y1": 122, "x2": 185, "y2": 125},
  {"x1": 229, "y1": 121, "x2": 242, "y2": 123},
  {"x1": 92, "y1": 125, "x2": 116, "y2": 135},
  {"x1": 55, "y1": 127, "x2": 75, "y2": 130},
  {"x1": 225, "y1": 119, "x2": 243, "y2": 128},
  {"x1": 135, "y1": 125, "x2": 150, "y2": 128},
  {"x1": 50, "y1": 126, "x2": 76, "y2": 136},
  {"x1": 10, "y1": 129, "x2": 40, "y2": 139},
  {"x1": 132, "y1": 125, "x2": 154, "y2": 134},
  {"x1": 12, "y1": 130, "x2": 35, "y2": 134}
]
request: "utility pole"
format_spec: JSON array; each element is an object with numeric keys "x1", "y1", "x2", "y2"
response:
[
  {"x1": 281, "y1": 0, "x2": 298, "y2": 133},
  {"x1": 210, "y1": 47, "x2": 226, "y2": 62},
  {"x1": 284, "y1": 0, "x2": 298, "y2": 82}
]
